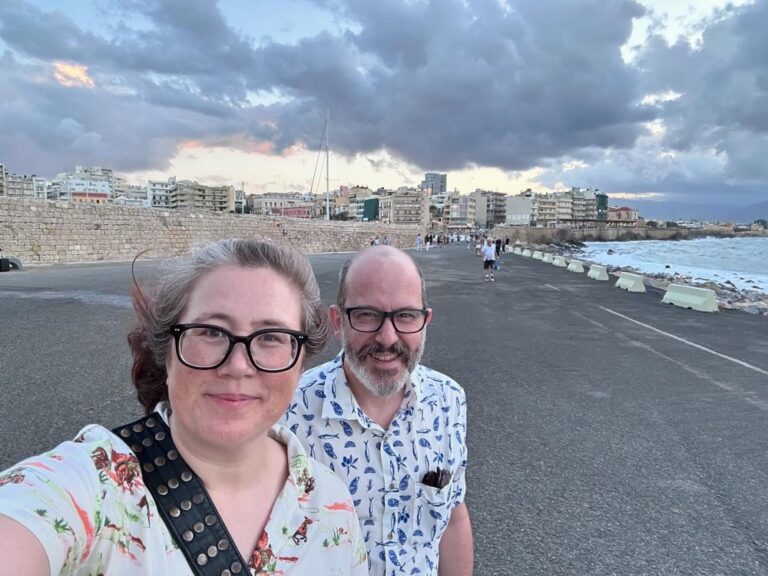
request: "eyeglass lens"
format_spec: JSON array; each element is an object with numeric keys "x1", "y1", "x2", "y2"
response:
[{"x1": 179, "y1": 327, "x2": 299, "y2": 370}]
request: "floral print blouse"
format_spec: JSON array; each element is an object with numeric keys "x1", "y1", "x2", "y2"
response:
[{"x1": 0, "y1": 405, "x2": 368, "y2": 575}]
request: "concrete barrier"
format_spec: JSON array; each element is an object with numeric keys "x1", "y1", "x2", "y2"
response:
[
  {"x1": 567, "y1": 260, "x2": 585, "y2": 273},
  {"x1": 522, "y1": 249, "x2": 532, "y2": 257},
  {"x1": 552, "y1": 256, "x2": 568, "y2": 267},
  {"x1": 532, "y1": 250, "x2": 544, "y2": 260},
  {"x1": 542, "y1": 253, "x2": 554, "y2": 263},
  {"x1": 615, "y1": 272, "x2": 646, "y2": 293},
  {"x1": 513, "y1": 247, "x2": 523, "y2": 255},
  {"x1": 661, "y1": 283, "x2": 718, "y2": 312},
  {"x1": 587, "y1": 264, "x2": 609, "y2": 281}
]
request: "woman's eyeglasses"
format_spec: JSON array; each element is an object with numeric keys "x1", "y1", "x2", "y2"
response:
[{"x1": 170, "y1": 324, "x2": 308, "y2": 372}]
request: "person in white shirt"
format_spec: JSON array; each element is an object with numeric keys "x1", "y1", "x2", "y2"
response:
[
  {"x1": 0, "y1": 239, "x2": 367, "y2": 576},
  {"x1": 481, "y1": 238, "x2": 496, "y2": 282},
  {"x1": 285, "y1": 246, "x2": 473, "y2": 576}
]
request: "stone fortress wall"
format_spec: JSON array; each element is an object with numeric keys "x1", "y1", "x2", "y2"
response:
[
  {"x1": 0, "y1": 197, "x2": 420, "y2": 265},
  {"x1": 3, "y1": 197, "x2": 757, "y2": 266}
]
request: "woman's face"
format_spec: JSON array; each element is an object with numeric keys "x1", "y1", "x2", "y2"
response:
[{"x1": 165, "y1": 264, "x2": 304, "y2": 452}]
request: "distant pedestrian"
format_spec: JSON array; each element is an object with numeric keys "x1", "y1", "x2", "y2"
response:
[
  {"x1": 482, "y1": 238, "x2": 496, "y2": 282},
  {"x1": 495, "y1": 239, "x2": 502, "y2": 258},
  {"x1": 425, "y1": 234, "x2": 432, "y2": 251},
  {"x1": 416, "y1": 233, "x2": 423, "y2": 251}
]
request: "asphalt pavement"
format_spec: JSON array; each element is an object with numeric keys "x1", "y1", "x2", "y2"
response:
[{"x1": 2, "y1": 244, "x2": 768, "y2": 575}]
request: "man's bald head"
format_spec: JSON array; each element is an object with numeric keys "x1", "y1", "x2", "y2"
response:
[{"x1": 336, "y1": 246, "x2": 427, "y2": 308}]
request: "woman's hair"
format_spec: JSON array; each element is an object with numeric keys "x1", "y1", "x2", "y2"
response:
[{"x1": 128, "y1": 239, "x2": 329, "y2": 413}]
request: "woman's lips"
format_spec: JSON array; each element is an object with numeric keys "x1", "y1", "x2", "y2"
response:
[{"x1": 207, "y1": 393, "x2": 256, "y2": 404}]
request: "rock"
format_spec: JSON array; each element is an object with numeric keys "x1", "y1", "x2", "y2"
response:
[
  {"x1": 665, "y1": 264, "x2": 671, "y2": 269},
  {"x1": 607, "y1": 249, "x2": 615, "y2": 255}
]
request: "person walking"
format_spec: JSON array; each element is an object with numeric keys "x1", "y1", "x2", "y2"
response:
[{"x1": 482, "y1": 238, "x2": 496, "y2": 281}]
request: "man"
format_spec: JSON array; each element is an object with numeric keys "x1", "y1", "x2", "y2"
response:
[
  {"x1": 285, "y1": 246, "x2": 473, "y2": 576},
  {"x1": 482, "y1": 238, "x2": 496, "y2": 282}
]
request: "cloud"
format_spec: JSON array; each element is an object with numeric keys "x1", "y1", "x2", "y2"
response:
[
  {"x1": 0, "y1": 0, "x2": 765, "y2": 211},
  {"x1": 52, "y1": 61, "x2": 96, "y2": 87}
]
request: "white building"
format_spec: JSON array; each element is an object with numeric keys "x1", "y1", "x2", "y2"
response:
[
  {"x1": 444, "y1": 195, "x2": 476, "y2": 229},
  {"x1": 379, "y1": 187, "x2": 429, "y2": 226},
  {"x1": 148, "y1": 177, "x2": 176, "y2": 209},
  {"x1": 248, "y1": 193, "x2": 313, "y2": 216},
  {"x1": 168, "y1": 180, "x2": 235, "y2": 212},
  {"x1": 48, "y1": 166, "x2": 114, "y2": 202},
  {"x1": 0, "y1": 163, "x2": 47, "y2": 199},
  {"x1": 505, "y1": 195, "x2": 533, "y2": 226}
]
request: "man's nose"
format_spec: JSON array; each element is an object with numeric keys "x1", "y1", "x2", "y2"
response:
[{"x1": 374, "y1": 316, "x2": 399, "y2": 346}]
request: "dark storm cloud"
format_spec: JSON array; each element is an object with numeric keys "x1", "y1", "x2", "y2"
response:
[
  {"x1": 269, "y1": 0, "x2": 654, "y2": 171},
  {"x1": 0, "y1": 0, "x2": 654, "y2": 177},
  {"x1": 3, "y1": 0, "x2": 765, "y2": 210}
]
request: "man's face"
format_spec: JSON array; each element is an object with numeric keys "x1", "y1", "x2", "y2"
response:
[{"x1": 330, "y1": 251, "x2": 432, "y2": 397}]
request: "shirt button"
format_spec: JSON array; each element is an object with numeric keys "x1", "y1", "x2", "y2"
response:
[
  {"x1": 389, "y1": 482, "x2": 396, "y2": 490},
  {"x1": 388, "y1": 532, "x2": 394, "y2": 540}
]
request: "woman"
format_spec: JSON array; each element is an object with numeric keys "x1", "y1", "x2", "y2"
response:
[{"x1": 0, "y1": 239, "x2": 368, "y2": 575}]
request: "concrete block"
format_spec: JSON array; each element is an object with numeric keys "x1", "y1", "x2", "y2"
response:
[
  {"x1": 513, "y1": 247, "x2": 523, "y2": 255},
  {"x1": 522, "y1": 249, "x2": 532, "y2": 257},
  {"x1": 662, "y1": 283, "x2": 718, "y2": 312},
  {"x1": 532, "y1": 250, "x2": 544, "y2": 260},
  {"x1": 567, "y1": 260, "x2": 585, "y2": 273},
  {"x1": 542, "y1": 253, "x2": 554, "y2": 263},
  {"x1": 615, "y1": 271, "x2": 646, "y2": 293},
  {"x1": 552, "y1": 255, "x2": 568, "y2": 267},
  {"x1": 587, "y1": 264, "x2": 609, "y2": 281}
]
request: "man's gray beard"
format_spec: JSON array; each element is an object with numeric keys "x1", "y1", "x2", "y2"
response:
[{"x1": 341, "y1": 330, "x2": 425, "y2": 397}]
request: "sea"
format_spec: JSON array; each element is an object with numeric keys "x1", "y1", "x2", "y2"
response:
[{"x1": 578, "y1": 236, "x2": 768, "y2": 294}]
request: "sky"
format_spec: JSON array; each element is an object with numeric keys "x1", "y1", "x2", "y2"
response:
[{"x1": 0, "y1": 0, "x2": 766, "y2": 220}]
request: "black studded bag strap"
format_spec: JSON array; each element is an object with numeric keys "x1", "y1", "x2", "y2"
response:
[{"x1": 113, "y1": 415, "x2": 250, "y2": 576}]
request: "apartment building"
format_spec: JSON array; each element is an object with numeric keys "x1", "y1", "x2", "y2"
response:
[
  {"x1": 248, "y1": 193, "x2": 312, "y2": 216},
  {"x1": 444, "y1": 194, "x2": 476, "y2": 229},
  {"x1": 168, "y1": 180, "x2": 235, "y2": 212},
  {"x1": 421, "y1": 172, "x2": 447, "y2": 196},
  {"x1": 533, "y1": 188, "x2": 604, "y2": 226},
  {"x1": 607, "y1": 206, "x2": 639, "y2": 226},
  {"x1": 148, "y1": 177, "x2": 176, "y2": 209},
  {"x1": 470, "y1": 189, "x2": 507, "y2": 228},
  {"x1": 379, "y1": 188, "x2": 429, "y2": 225},
  {"x1": 505, "y1": 195, "x2": 533, "y2": 226},
  {"x1": 48, "y1": 166, "x2": 114, "y2": 201}
]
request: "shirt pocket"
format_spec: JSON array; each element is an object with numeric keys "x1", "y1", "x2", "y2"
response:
[{"x1": 410, "y1": 480, "x2": 453, "y2": 546}]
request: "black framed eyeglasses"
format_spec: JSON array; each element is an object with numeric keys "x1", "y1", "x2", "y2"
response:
[
  {"x1": 170, "y1": 324, "x2": 309, "y2": 372},
  {"x1": 343, "y1": 307, "x2": 428, "y2": 334}
]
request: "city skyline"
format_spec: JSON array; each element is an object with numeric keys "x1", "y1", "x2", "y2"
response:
[{"x1": 0, "y1": 0, "x2": 766, "y2": 220}]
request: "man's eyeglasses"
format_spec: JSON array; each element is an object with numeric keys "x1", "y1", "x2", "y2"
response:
[
  {"x1": 343, "y1": 307, "x2": 428, "y2": 334},
  {"x1": 170, "y1": 324, "x2": 308, "y2": 372}
]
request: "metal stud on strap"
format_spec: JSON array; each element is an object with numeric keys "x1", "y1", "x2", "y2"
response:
[{"x1": 113, "y1": 416, "x2": 249, "y2": 576}]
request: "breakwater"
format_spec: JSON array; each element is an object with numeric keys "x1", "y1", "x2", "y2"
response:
[
  {"x1": 491, "y1": 225, "x2": 724, "y2": 244},
  {"x1": 0, "y1": 197, "x2": 419, "y2": 265}
]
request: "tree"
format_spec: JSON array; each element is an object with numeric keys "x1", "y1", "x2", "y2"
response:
[{"x1": 754, "y1": 218, "x2": 767, "y2": 228}]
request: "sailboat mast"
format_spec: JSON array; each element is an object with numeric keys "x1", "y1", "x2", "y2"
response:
[{"x1": 325, "y1": 107, "x2": 330, "y2": 220}]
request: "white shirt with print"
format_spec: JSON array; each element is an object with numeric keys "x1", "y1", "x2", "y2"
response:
[{"x1": 284, "y1": 353, "x2": 468, "y2": 576}]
